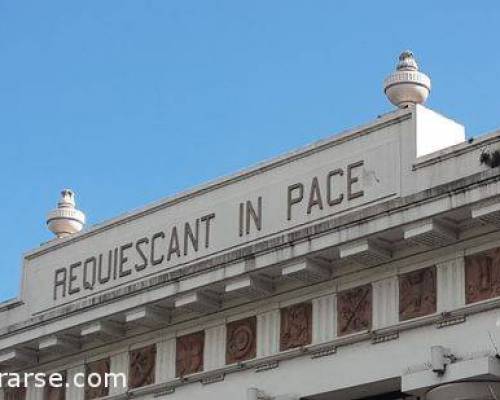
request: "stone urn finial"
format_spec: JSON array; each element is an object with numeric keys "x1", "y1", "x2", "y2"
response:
[
  {"x1": 46, "y1": 189, "x2": 86, "y2": 238},
  {"x1": 384, "y1": 50, "x2": 431, "y2": 108}
]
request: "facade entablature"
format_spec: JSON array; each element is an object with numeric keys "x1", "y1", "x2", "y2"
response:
[{"x1": 3, "y1": 166, "x2": 500, "y2": 374}]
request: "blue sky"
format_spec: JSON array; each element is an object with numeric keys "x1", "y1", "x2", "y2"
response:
[{"x1": 0, "y1": 1, "x2": 499, "y2": 301}]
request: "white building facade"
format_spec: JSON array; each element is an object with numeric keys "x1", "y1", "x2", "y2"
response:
[{"x1": 1, "y1": 53, "x2": 500, "y2": 400}]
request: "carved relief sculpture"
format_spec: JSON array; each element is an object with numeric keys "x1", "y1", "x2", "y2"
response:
[
  {"x1": 280, "y1": 302, "x2": 312, "y2": 351},
  {"x1": 4, "y1": 387, "x2": 26, "y2": 400},
  {"x1": 399, "y1": 266, "x2": 437, "y2": 321},
  {"x1": 176, "y1": 331, "x2": 204, "y2": 377},
  {"x1": 128, "y1": 344, "x2": 156, "y2": 389},
  {"x1": 466, "y1": 247, "x2": 500, "y2": 303},
  {"x1": 85, "y1": 358, "x2": 110, "y2": 400},
  {"x1": 44, "y1": 372, "x2": 66, "y2": 400},
  {"x1": 337, "y1": 284, "x2": 372, "y2": 336},
  {"x1": 226, "y1": 317, "x2": 257, "y2": 364}
]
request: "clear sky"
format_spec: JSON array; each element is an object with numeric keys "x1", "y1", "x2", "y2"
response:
[{"x1": 1, "y1": 1, "x2": 499, "y2": 301}]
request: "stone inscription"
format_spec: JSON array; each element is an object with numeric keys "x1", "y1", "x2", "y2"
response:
[
  {"x1": 4, "y1": 387, "x2": 26, "y2": 400},
  {"x1": 128, "y1": 345, "x2": 156, "y2": 389},
  {"x1": 176, "y1": 331, "x2": 204, "y2": 377},
  {"x1": 44, "y1": 372, "x2": 66, "y2": 400},
  {"x1": 337, "y1": 284, "x2": 372, "y2": 336},
  {"x1": 280, "y1": 302, "x2": 312, "y2": 351},
  {"x1": 226, "y1": 317, "x2": 257, "y2": 364},
  {"x1": 51, "y1": 160, "x2": 366, "y2": 301},
  {"x1": 85, "y1": 358, "x2": 110, "y2": 400},
  {"x1": 399, "y1": 266, "x2": 436, "y2": 321},
  {"x1": 466, "y1": 247, "x2": 500, "y2": 304}
]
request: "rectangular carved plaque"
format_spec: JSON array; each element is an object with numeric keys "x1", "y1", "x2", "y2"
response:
[
  {"x1": 44, "y1": 372, "x2": 66, "y2": 400},
  {"x1": 226, "y1": 317, "x2": 257, "y2": 364},
  {"x1": 128, "y1": 344, "x2": 156, "y2": 389},
  {"x1": 85, "y1": 358, "x2": 110, "y2": 400},
  {"x1": 337, "y1": 284, "x2": 372, "y2": 336},
  {"x1": 4, "y1": 387, "x2": 26, "y2": 400},
  {"x1": 280, "y1": 302, "x2": 312, "y2": 351},
  {"x1": 465, "y1": 247, "x2": 500, "y2": 304},
  {"x1": 399, "y1": 266, "x2": 437, "y2": 321},
  {"x1": 176, "y1": 331, "x2": 204, "y2": 377}
]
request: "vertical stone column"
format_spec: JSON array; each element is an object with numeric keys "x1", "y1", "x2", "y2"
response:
[
  {"x1": 66, "y1": 364, "x2": 85, "y2": 400},
  {"x1": 437, "y1": 256, "x2": 465, "y2": 312},
  {"x1": 204, "y1": 324, "x2": 226, "y2": 371},
  {"x1": 109, "y1": 350, "x2": 129, "y2": 395},
  {"x1": 372, "y1": 277, "x2": 398, "y2": 329},
  {"x1": 24, "y1": 373, "x2": 43, "y2": 400},
  {"x1": 156, "y1": 336, "x2": 176, "y2": 383},
  {"x1": 312, "y1": 294, "x2": 336, "y2": 344},
  {"x1": 257, "y1": 309, "x2": 280, "y2": 357}
]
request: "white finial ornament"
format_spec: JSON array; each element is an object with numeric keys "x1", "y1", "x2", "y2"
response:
[
  {"x1": 46, "y1": 189, "x2": 86, "y2": 238},
  {"x1": 384, "y1": 50, "x2": 431, "y2": 108}
]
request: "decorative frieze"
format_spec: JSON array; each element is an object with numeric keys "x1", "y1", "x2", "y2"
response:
[
  {"x1": 465, "y1": 248, "x2": 500, "y2": 304},
  {"x1": 399, "y1": 266, "x2": 436, "y2": 321},
  {"x1": 128, "y1": 344, "x2": 156, "y2": 389},
  {"x1": 337, "y1": 284, "x2": 372, "y2": 336},
  {"x1": 84, "y1": 359, "x2": 110, "y2": 400},
  {"x1": 226, "y1": 317, "x2": 257, "y2": 364},
  {"x1": 176, "y1": 331, "x2": 204, "y2": 377},
  {"x1": 280, "y1": 302, "x2": 312, "y2": 351}
]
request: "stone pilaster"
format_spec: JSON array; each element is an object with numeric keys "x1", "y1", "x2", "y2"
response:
[
  {"x1": 156, "y1": 337, "x2": 176, "y2": 383},
  {"x1": 372, "y1": 277, "x2": 398, "y2": 328},
  {"x1": 109, "y1": 351, "x2": 129, "y2": 395},
  {"x1": 257, "y1": 309, "x2": 280, "y2": 357},
  {"x1": 204, "y1": 324, "x2": 226, "y2": 370},
  {"x1": 312, "y1": 294, "x2": 336, "y2": 344},
  {"x1": 437, "y1": 256, "x2": 465, "y2": 312},
  {"x1": 66, "y1": 364, "x2": 85, "y2": 400}
]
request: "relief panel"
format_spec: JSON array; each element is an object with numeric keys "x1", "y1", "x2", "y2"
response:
[
  {"x1": 337, "y1": 284, "x2": 372, "y2": 336},
  {"x1": 176, "y1": 331, "x2": 204, "y2": 377},
  {"x1": 226, "y1": 317, "x2": 256, "y2": 364},
  {"x1": 128, "y1": 345, "x2": 156, "y2": 389},
  {"x1": 44, "y1": 372, "x2": 66, "y2": 400},
  {"x1": 466, "y1": 248, "x2": 500, "y2": 303},
  {"x1": 4, "y1": 387, "x2": 26, "y2": 400},
  {"x1": 85, "y1": 358, "x2": 110, "y2": 400},
  {"x1": 399, "y1": 266, "x2": 437, "y2": 321},
  {"x1": 280, "y1": 302, "x2": 312, "y2": 351}
]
